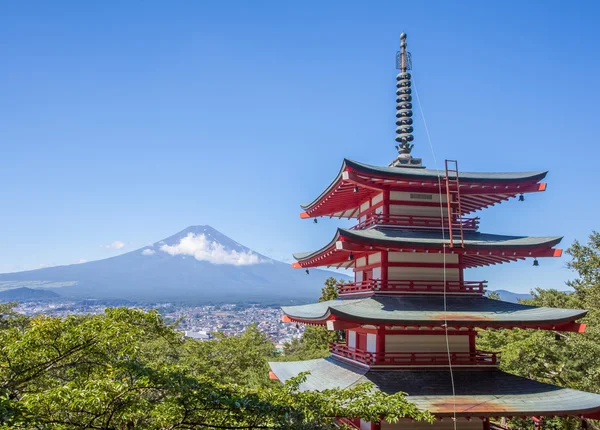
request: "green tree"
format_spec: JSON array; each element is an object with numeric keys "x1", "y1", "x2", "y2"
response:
[
  {"x1": 281, "y1": 277, "x2": 342, "y2": 360},
  {"x1": 478, "y1": 231, "x2": 600, "y2": 429},
  {"x1": 0, "y1": 305, "x2": 432, "y2": 429}
]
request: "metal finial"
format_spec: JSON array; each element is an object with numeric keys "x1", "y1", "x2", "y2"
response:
[{"x1": 395, "y1": 32, "x2": 414, "y2": 155}]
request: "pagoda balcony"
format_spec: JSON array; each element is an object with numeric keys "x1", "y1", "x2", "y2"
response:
[
  {"x1": 350, "y1": 213, "x2": 480, "y2": 231},
  {"x1": 337, "y1": 279, "x2": 486, "y2": 296},
  {"x1": 329, "y1": 343, "x2": 499, "y2": 368}
]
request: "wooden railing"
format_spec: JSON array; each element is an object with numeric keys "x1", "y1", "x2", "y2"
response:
[
  {"x1": 337, "y1": 279, "x2": 486, "y2": 296},
  {"x1": 351, "y1": 213, "x2": 479, "y2": 231},
  {"x1": 336, "y1": 418, "x2": 361, "y2": 429},
  {"x1": 330, "y1": 343, "x2": 499, "y2": 367}
]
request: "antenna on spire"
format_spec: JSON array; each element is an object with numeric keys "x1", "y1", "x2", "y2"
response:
[{"x1": 389, "y1": 32, "x2": 424, "y2": 169}]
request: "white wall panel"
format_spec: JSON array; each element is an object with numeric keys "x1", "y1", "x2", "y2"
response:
[
  {"x1": 368, "y1": 253, "x2": 382, "y2": 265},
  {"x1": 372, "y1": 193, "x2": 384, "y2": 205},
  {"x1": 388, "y1": 252, "x2": 459, "y2": 264},
  {"x1": 385, "y1": 334, "x2": 470, "y2": 353},
  {"x1": 347, "y1": 330, "x2": 356, "y2": 348},
  {"x1": 390, "y1": 191, "x2": 447, "y2": 203},
  {"x1": 389, "y1": 204, "x2": 446, "y2": 217},
  {"x1": 360, "y1": 200, "x2": 370, "y2": 213},
  {"x1": 366, "y1": 333, "x2": 377, "y2": 353},
  {"x1": 388, "y1": 267, "x2": 459, "y2": 281}
]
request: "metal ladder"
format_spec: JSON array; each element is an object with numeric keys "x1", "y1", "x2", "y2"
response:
[{"x1": 444, "y1": 160, "x2": 465, "y2": 248}]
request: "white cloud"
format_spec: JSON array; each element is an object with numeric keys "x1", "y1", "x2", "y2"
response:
[
  {"x1": 141, "y1": 249, "x2": 156, "y2": 256},
  {"x1": 103, "y1": 240, "x2": 126, "y2": 250},
  {"x1": 77, "y1": 259, "x2": 87, "y2": 264},
  {"x1": 159, "y1": 233, "x2": 263, "y2": 266}
]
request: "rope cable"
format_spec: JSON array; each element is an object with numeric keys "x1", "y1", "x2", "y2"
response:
[{"x1": 412, "y1": 75, "x2": 458, "y2": 429}]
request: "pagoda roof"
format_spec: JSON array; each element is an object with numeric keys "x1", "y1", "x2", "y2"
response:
[
  {"x1": 280, "y1": 296, "x2": 585, "y2": 329},
  {"x1": 269, "y1": 358, "x2": 600, "y2": 418},
  {"x1": 293, "y1": 228, "x2": 562, "y2": 268},
  {"x1": 301, "y1": 159, "x2": 548, "y2": 218}
]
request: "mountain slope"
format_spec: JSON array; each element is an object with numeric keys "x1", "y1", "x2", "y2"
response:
[
  {"x1": 488, "y1": 289, "x2": 533, "y2": 303},
  {"x1": 0, "y1": 226, "x2": 349, "y2": 303},
  {"x1": 0, "y1": 287, "x2": 59, "y2": 302}
]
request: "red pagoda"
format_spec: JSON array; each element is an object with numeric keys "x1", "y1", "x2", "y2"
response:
[{"x1": 269, "y1": 33, "x2": 600, "y2": 429}]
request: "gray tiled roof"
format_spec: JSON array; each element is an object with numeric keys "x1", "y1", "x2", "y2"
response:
[
  {"x1": 293, "y1": 228, "x2": 562, "y2": 261},
  {"x1": 269, "y1": 357, "x2": 600, "y2": 417},
  {"x1": 281, "y1": 296, "x2": 586, "y2": 326},
  {"x1": 301, "y1": 159, "x2": 548, "y2": 210}
]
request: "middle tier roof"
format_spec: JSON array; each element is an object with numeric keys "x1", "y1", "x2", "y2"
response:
[{"x1": 292, "y1": 227, "x2": 563, "y2": 269}]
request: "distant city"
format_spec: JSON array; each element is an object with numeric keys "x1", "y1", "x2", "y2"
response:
[{"x1": 15, "y1": 300, "x2": 304, "y2": 349}]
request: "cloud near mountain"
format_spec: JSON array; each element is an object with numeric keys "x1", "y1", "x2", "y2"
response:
[
  {"x1": 104, "y1": 241, "x2": 126, "y2": 250},
  {"x1": 158, "y1": 233, "x2": 264, "y2": 266},
  {"x1": 0, "y1": 225, "x2": 347, "y2": 302}
]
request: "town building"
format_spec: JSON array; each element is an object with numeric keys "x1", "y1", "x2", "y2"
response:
[{"x1": 269, "y1": 33, "x2": 600, "y2": 429}]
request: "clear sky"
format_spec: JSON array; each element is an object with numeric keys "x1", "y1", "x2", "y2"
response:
[{"x1": 1, "y1": 1, "x2": 599, "y2": 293}]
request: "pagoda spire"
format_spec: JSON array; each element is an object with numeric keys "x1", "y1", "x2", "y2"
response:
[{"x1": 390, "y1": 32, "x2": 423, "y2": 168}]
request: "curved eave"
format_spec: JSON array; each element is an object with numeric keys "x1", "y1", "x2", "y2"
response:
[
  {"x1": 345, "y1": 159, "x2": 548, "y2": 184},
  {"x1": 293, "y1": 228, "x2": 563, "y2": 269},
  {"x1": 300, "y1": 159, "x2": 549, "y2": 218},
  {"x1": 269, "y1": 359, "x2": 600, "y2": 419},
  {"x1": 281, "y1": 296, "x2": 587, "y2": 329}
]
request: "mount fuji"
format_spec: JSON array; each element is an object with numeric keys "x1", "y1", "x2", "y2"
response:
[{"x1": 0, "y1": 226, "x2": 349, "y2": 303}]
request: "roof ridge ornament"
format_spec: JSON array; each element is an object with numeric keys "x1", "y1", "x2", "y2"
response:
[{"x1": 389, "y1": 32, "x2": 425, "y2": 169}]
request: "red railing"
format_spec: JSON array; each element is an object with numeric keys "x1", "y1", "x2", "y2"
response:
[
  {"x1": 329, "y1": 343, "x2": 499, "y2": 367},
  {"x1": 351, "y1": 213, "x2": 479, "y2": 231},
  {"x1": 336, "y1": 418, "x2": 361, "y2": 429},
  {"x1": 337, "y1": 279, "x2": 486, "y2": 296},
  {"x1": 330, "y1": 342, "x2": 375, "y2": 364},
  {"x1": 372, "y1": 350, "x2": 499, "y2": 366}
]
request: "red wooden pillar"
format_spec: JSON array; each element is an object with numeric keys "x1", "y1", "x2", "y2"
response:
[
  {"x1": 370, "y1": 419, "x2": 381, "y2": 430},
  {"x1": 483, "y1": 417, "x2": 490, "y2": 430},
  {"x1": 381, "y1": 249, "x2": 389, "y2": 286},
  {"x1": 376, "y1": 325, "x2": 386, "y2": 364},
  {"x1": 458, "y1": 254, "x2": 464, "y2": 283},
  {"x1": 382, "y1": 189, "x2": 390, "y2": 216},
  {"x1": 469, "y1": 330, "x2": 477, "y2": 354}
]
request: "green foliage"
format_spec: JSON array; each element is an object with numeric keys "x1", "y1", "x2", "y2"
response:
[
  {"x1": 478, "y1": 232, "x2": 600, "y2": 429},
  {"x1": 280, "y1": 277, "x2": 342, "y2": 361},
  {"x1": 319, "y1": 277, "x2": 341, "y2": 302},
  {"x1": 0, "y1": 303, "x2": 431, "y2": 429},
  {"x1": 486, "y1": 290, "x2": 501, "y2": 300}
]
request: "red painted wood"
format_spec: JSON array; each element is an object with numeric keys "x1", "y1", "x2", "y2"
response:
[
  {"x1": 357, "y1": 333, "x2": 367, "y2": 350},
  {"x1": 469, "y1": 331, "x2": 477, "y2": 353},
  {"x1": 329, "y1": 342, "x2": 499, "y2": 367},
  {"x1": 338, "y1": 279, "x2": 485, "y2": 296},
  {"x1": 351, "y1": 213, "x2": 480, "y2": 231}
]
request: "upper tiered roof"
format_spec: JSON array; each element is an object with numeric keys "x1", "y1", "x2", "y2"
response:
[{"x1": 300, "y1": 159, "x2": 548, "y2": 219}]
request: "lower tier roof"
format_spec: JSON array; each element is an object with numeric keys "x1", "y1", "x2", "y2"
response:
[
  {"x1": 269, "y1": 357, "x2": 600, "y2": 418},
  {"x1": 281, "y1": 295, "x2": 586, "y2": 329}
]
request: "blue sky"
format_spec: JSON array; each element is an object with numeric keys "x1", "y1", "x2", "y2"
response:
[{"x1": 1, "y1": 1, "x2": 599, "y2": 293}]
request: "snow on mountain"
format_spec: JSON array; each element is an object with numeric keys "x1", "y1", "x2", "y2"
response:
[{"x1": 0, "y1": 226, "x2": 348, "y2": 303}]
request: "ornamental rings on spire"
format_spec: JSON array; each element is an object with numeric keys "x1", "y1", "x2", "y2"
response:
[{"x1": 395, "y1": 71, "x2": 414, "y2": 144}]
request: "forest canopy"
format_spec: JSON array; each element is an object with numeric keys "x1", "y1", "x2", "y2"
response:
[{"x1": 0, "y1": 292, "x2": 431, "y2": 429}]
